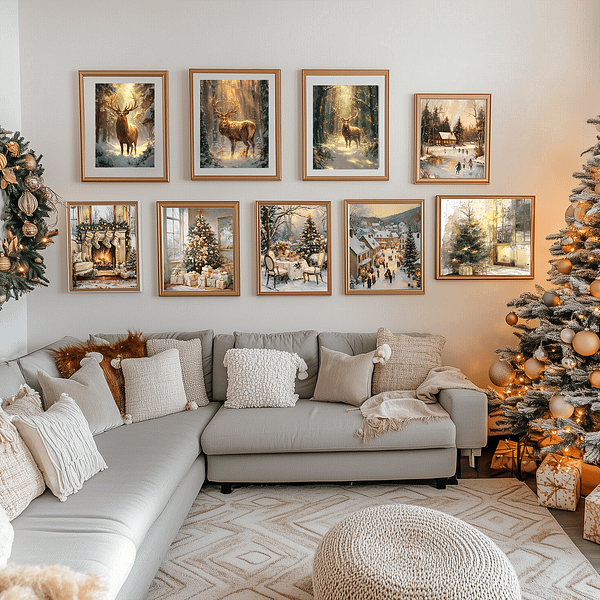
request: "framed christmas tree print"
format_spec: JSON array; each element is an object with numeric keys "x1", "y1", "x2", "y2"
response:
[
  {"x1": 257, "y1": 201, "x2": 331, "y2": 296},
  {"x1": 157, "y1": 201, "x2": 240, "y2": 296},
  {"x1": 67, "y1": 201, "x2": 140, "y2": 292},
  {"x1": 344, "y1": 199, "x2": 424, "y2": 295},
  {"x1": 436, "y1": 195, "x2": 535, "y2": 280}
]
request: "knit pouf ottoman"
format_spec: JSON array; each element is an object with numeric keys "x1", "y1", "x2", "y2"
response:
[{"x1": 312, "y1": 504, "x2": 520, "y2": 600}]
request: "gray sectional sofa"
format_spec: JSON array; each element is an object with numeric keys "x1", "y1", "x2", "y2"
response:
[{"x1": 1, "y1": 329, "x2": 488, "y2": 600}]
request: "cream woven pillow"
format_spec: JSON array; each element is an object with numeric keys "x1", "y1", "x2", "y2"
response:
[
  {"x1": 372, "y1": 327, "x2": 446, "y2": 393},
  {"x1": 1, "y1": 384, "x2": 43, "y2": 417},
  {"x1": 0, "y1": 409, "x2": 45, "y2": 520}
]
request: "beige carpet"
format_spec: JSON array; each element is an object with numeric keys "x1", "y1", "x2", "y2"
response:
[{"x1": 146, "y1": 479, "x2": 600, "y2": 600}]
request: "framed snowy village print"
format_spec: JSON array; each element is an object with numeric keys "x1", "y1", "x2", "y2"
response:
[
  {"x1": 302, "y1": 69, "x2": 389, "y2": 180},
  {"x1": 414, "y1": 93, "x2": 491, "y2": 184},
  {"x1": 345, "y1": 199, "x2": 424, "y2": 294},
  {"x1": 189, "y1": 69, "x2": 281, "y2": 180},
  {"x1": 436, "y1": 195, "x2": 535, "y2": 280},
  {"x1": 67, "y1": 201, "x2": 140, "y2": 292},
  {"x1": 157, "y1": 201, "x2": 240, "y2": 297},
  {"x1": 257, "y1": 201, "x2": 331, "y2": 296},
  {"x1": 79, "y1": 70, "x2": 169, "y2": 182}
]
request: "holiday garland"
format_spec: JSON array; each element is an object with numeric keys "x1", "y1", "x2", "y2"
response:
[{"x1": 0, "y1": 127, "x2": 60, "y2": 309}]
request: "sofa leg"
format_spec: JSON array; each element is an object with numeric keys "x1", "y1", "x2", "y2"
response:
[
  {"x1": 447, "y1": 475, "x2": 459, "y2": 486},
  {"x1": 435, "y1": 478, "x2": 448, "y2": 490},
  {"x1": 221, "y1": 483, "x2": 232, "y2": 494}
]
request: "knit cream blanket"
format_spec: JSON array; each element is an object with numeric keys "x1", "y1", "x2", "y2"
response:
[{"x1": 357, "y1": 366, "x2": 484, "y2": 442}]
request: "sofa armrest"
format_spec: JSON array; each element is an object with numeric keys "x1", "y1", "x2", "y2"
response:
[{"x1": 437, "y1": 388, "x2": 488, "y2": 450}]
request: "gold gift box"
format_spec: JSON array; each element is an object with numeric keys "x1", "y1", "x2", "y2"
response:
[
  {"x1": 584, "y1": 484, "x2": 600, "y2": 544},
  {"x1": 536, "y1": 453, "x2": 582, "y2": 511},
  {"x1": 490, "y1": 439, "x2": 537, "y2": 474}
]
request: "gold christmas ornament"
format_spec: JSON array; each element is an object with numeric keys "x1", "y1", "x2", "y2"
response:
[
  {"x1": 590, "y1": 370, "x2": 600, "y2": 388},
  {"x1": 23, "y1": 173, "x2": 42, "y2": 191},
  {"x1": 565, "y1": 203, "x2": 576, "y2": 220},
  {"x1": 524, "y1": 357, "x2": 545, "y2": 379},
  {"x1": 22, "y1": 153, "x2": 36, "y2": 171},
  {"x1": 560, "y1": 328, "x2": 576, "y2": 344},
  {"x1": 0, "y1": 154, "x2": 6, "y2": 169},
  {"x1": 596, "y1": 183, "x2": 600, "y2": 194},
  {"x1": 5, "y1": 141, "x2": 19, "y2": 157},
  {"x1": 0, "y1": 253, "x2": 10, "y2": 272},
  {"x1": 489, "y1": 360, "x2": 516, "y2": 387},
  {"x1": 574, "y1": 201, "x2": 593, "y2": 221},
  {"x1": 549, "y1": 394, "x2": 575, "y2": 419},
  {"x1": 542, "y1": 290, "x2": 561, "y2": 307},
  {"x1": 17, "y1": 189, "x2": 38, "y2": 217},
  {"x1": 0, "y1": 294, "x2": 5, "y2": 305},
  {"x1": 557, "y1": 259, "x2": 573, "y2": 274},
  {"x1": 505, "y1": 312, "x2": 518, "y2": 326},
  {"x1": 572, "y1": 330, "x2": 600, "y2": 356},
  {"x1": 590, "y1": 280, "x2": 600, "y2": 298},
  {"x1": 21, "y1": 221, "x2": 38, "y2": 238}
]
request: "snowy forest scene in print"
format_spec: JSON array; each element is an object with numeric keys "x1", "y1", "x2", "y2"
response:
[
  {"x1": 346, "y1": 201, "x2": 424, "y2": 294},
  {"x1": 437, "y1": 196, "x2": 534, "y2": 279},
  {"x1": 416, "y1": 94, "x2": 490, "y2": 183},
  {"x1": 258, "y1": 203, "x2": 330, "y2": 295}
]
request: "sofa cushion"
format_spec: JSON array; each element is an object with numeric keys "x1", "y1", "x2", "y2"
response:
[
  {"x1": 212, "y1": 334, "x2": 234, "y2": 402},
  {"x1": 0, "y1": 362, "x2": 27, "y2": 400},
  {"x1": 201, "y1": 399, "x2": 455, "y2": 455},
  {"x1": 1, "y1": 384, "x2": 43, "y2": 418},
  {"x1": 234, "y1": 331, "x2": 319, "y2": 399}
]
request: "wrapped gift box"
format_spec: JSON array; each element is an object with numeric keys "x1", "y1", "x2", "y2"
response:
[
  {"x1": 170, "y1": 274, "x2": 184, "y2": 285},
  {"x1": 206, "y1": 277, "x2": 216, "y2": 287},
  {"x1": 536, "y1": 453, "x2": 582, "y2": 511},
  {"x1": 197, "y1": 277, "x2": 206, "y2": 288},
  {"x1": 490, "y1": 439, "x2": 537, "y2": 475},
  {"x1": 216, "y1": 279, "x2": 228, "y2": 290},
  {"x1": 184, "y1": 271, "x2": 199, "y2": 287},
  {"x1": 584, "y1": 484, "x2": 600, "y2": 543}
]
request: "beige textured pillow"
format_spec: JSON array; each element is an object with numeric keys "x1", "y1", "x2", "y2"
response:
[
  {"x1": 121, "y1": 348, "x2": 190, "y2": 423},
  {"x1": 372, "y1": 328, "x2": 446, "y2": 393},
  {"x1": 12, "y1": 395, "x2": 106, "y2": 502},
  {"x1": 2, "y1": 384, "x2": 43, "y2": 417},
  {"x1": 312, "y1": 347, "x2": 375, "y2": 406},
  {"x1": 147, "y1": 338, "x2": 209, "y2": 407},
  {"x1": 0, "y1": 410, "x2": 45, "y2": 520}
]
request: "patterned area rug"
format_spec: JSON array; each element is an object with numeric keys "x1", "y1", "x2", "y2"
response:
[{"x1": 146, "y1": 479, "x2": 600, "y2": 600}]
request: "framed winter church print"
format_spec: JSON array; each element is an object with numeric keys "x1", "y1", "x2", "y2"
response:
[
  {"x1": 67, "y1": 201, "x2": 141, "y2": 292},
  {"x1": 79, "y1": 70, "x2": 169, "y2": 182},
  {"x1": 189, "y1": 69, "x2": 281, "y2": 180},
  {"x1": 157, "y1": 201, "x2": 240, "y2": 296},
  {"x1": 257, "y1": 201, "x2": 331, "y2": 296},
  {"x1": 344, "y1": 199, "x2": 424, "y2": 295},
  {"x1": 414, "y1": 93, "x2": 491, "y2": 184},
  {"x1": 302, "y1": 69, "x2": 389, "y2": 180},
  {"x1": 436, "y1": 195, "x2": 535, "y2": 280}
]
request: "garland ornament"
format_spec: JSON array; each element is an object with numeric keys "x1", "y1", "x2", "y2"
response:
[{"x1": 0, "y1": 127, "x2": 61, "y2": 308}]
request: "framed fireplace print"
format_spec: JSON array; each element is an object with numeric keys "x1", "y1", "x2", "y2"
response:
[
  {"x1": 257, "y1": 201, "x2": 331, "y2": 296},
  {"x1": 189, "y1": 69, "x2": 281, "y2": 180},
  {"x1": 157, "y1": 201, "x2": 240, "y2": 296},
  {"x1": 345, "y1": 199, "x2": 424, "y2": 294},
  {"x1": 79, "y1": 70, "x2": 169, "y2": 182},
  {"x1": 436, "y1": 195, "x2": 534, "y2": 280},
  {"x1": 67, "y1": 201, "x2": 140, "y2": 292},
  {"x1": 302, "y1": 69, "x2": 389, "y2": 180},
  {"x1": 414, "y1": 93, "x2": 491, "y2": 184}
]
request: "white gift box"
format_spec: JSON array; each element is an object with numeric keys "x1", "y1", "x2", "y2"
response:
[
  {"x1": 584, "y1": 483, "x2": 600, "y2": 544},
  {"x1": 536, "y1": 453, "x2": 582, "y2": 511}
]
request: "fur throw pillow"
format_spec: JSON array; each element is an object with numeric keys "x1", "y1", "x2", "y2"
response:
[{"x1": 54, "y1": 331, "x2": 146, "y2": 414}]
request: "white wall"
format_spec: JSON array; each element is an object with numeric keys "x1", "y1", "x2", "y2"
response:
[{"x1": 15, "y1": 0, "x2": 600, "y2": 385}]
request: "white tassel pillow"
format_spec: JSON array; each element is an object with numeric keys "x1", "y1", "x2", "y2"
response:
[{"x1": 223, "y1": 348, "x2": 308, "y2": 409}]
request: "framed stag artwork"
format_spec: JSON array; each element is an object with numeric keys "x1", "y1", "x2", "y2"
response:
[
  {"x1": 257, "y1": 200, "x2": 331, "y2": 296},
  {"x1": 67, "y1": 201, "x2": 141, "y2": 292},
  {"x1": 344, "y1": 199, "x2": 424, "y2": 295},
  {"x1": 302, "y1": 69, "x2": 389, "y2": 181},
  {"x1": 78, "y1": 71, "x2": 169, "y2": 182},
  {"x1": 414, "y1": 93, "x2": 491, "y2": 184},
  {"x1": 189, "y1": 69, "x2": 281, "y2": 180},
  {"x1": 157, "y1": 201, "x2": 240, "y2": 297}
]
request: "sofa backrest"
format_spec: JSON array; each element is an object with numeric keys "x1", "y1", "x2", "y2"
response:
[
  {"x1": 318, "y1": 332, "x2": 378, "y2": 356},
  {"x1": 0, "y1": 361, "x2": 27, "y2": 398}
]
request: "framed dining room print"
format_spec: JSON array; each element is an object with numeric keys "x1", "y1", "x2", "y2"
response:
[
  {"x1": 436, "y1": 195, "x2": 534, "y2": 280},
  {"x1": 79, "y1": 70, "x2": 169, "y2": 182},
  {"x1": 67, "y1": 201, "x2": 140, "y2": 292},
  {"x1": 302, "y1": 69, "x2": 389, "y2": 180},
  {"x1": 257, "y1": 201, "x2": 331, "y2": 295},
  {"x1": 157, "y1": 201, "x2": 240, "y2": 296},
  {"x1": 189, "y1": 69, "x2": 281, "y2": 180},
  {"x1": 345, "y1": 199, "x2": 424, "y2": 294},
  {"x1": 414, "y1": 93, "x2": 491, "y2": 184}
]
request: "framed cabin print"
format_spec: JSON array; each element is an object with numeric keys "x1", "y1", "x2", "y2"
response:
[
  {"x1": 414, "y1": 93, "x2": 491, "y2": 184},
  {"x1": 257, "y1": 201, "x2": 331, "y2": 296},
  {"x1": 67, "y1": 201, "x2": 140, "y2": 292},
  {"x1": 302, "y1": 69, "x2": 389, "y2": 180},
  {"x1": 79, "y1": 70, "x2": 169, "y2": 182},
  {"x1": 189, "y1": 69, "x2": 281, "y2": 180},
  {"x1": 345, "y1": 199, "x2": 424, "y2": 294},
  {"x1": 157, "y1": 201, "x2": 240, "y2": 296},
  {"x1": 436, "y1": 195, "x2": 534, "y2": 280}
]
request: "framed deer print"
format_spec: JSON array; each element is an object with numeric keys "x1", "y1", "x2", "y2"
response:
[
  {"x1": 157, "y1": 201, "x2": 240, "y2": 296},
  {"x1": 78, "y1": 71, "x2": 169, "y2": 182},
  {"x1": 67, "y1": 201, "x2": 141, "y2": 292},
  {"x1": 257, "y1": 201, "x2": 331, "y2": 296},
  {"x1": 189, "y1": 69, "x2": 281, "y2": 180},
  {"x1": 344, "y1": 199, "x2": 424, "y2": 294},
  {"x1": 414, "y1": 93, "x2": 491, "y2": 184},
  {"x1": 302, "y1": 69, "x2": 389, "y2": 180}
]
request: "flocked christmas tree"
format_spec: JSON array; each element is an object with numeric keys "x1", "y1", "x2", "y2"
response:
[
  {"x1": 401, "y1": 224, "x2": 419, "y2": 281},
  {"x1": 489, "y1": 114, "x2": 600, "y2": 465},
  {"x1": 449, "y1": 205, "x2": 489, "y2": 274},
  {"x1": 296, "y1": 213, "x2": 324, "y2": 263},
  {"x1": 125, "y1": 248, "x2": 137, "y2": 274},
  {"x1": 182, "y1": 213, "x2": 224, "y2": 273}
]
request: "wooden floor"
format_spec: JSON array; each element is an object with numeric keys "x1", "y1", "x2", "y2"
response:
[{"x1": 463, "y1": 439, "x2": 600, "y2": 574}]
